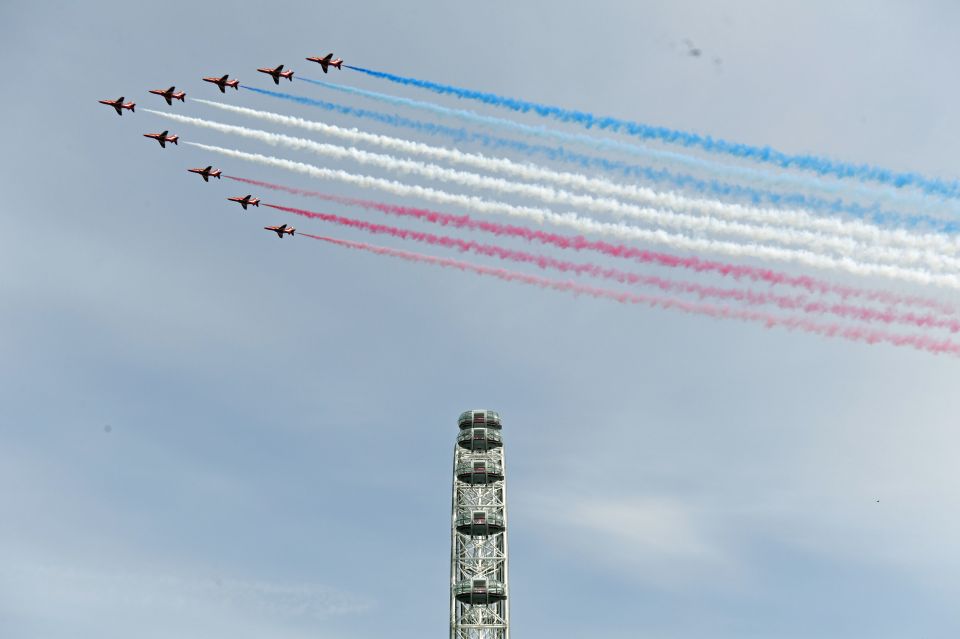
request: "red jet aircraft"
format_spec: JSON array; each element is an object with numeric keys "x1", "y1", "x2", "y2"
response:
[
  {"x1": 257, "y1": 64, "x2": 294, "y2": 84},
  {"x1": 149, "y1": 86, "x2": 186, "y2": 105},
  {"x1": 228, "y1": 195, "x2": 260, "y2": 210},
  {"x1": 143, "y1": 130, "x2": 179, "y2": 148},
  {"x1": 264, "y1": 224, "x2": 296, "y2": 238},
  {"x1": 306, "y1": 53, "x2": 342, "y2": 73},
  {"x1": 99, "y1": 96, "x2": 135, "y2": 115},
  {"x1": 203, "y1": 74, "x2": 240, "y2": 92},
  {"x1": 188, "y1": 166, "x2": 222, "y2": 182}
]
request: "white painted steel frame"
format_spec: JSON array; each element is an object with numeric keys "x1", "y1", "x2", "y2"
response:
[{"x1": 450, "y1": 415, "x2": 509, "y2": 639}]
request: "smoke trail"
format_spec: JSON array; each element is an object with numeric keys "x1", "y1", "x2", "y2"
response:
[
  {"x1": 242, "y1": 86, "x2": 958, "y2": 232},
  {"x1": 343, "y1": 65, "x2": 960, "y2": 199},
  {"x1": 266, "y1": 202, "x2": 960, "y2": 334},
  {"x1": 227, "y1": 176, "x2": 958, "y2": 317},
  {"x1": 156, "y1": 108, "x2": 959, "y2": 271},
  {"x1": 307, "y1": 233, "x2": 960, "y2": 357},
  {"x1": 185, "y1": 142, "x2": 960, "y2": 288},
  {"x1": 300, "y1": 77, "x2": 955, "y2": 215},
  {"x1": 196, "y1": 100, "x2": 960, "y2": 256}
]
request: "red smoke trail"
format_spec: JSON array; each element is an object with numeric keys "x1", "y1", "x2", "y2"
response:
[
  {"x1": 267, "y1": 202, "x2": 960, "y2": 333},
  {"x1": 227, "y1": 176, "x2": 956, "y2": 316},
  {"x1": 301, "y1": 233, "x2": 960, "y2": 357}
]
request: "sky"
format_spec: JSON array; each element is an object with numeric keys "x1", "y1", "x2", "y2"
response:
[{"x1": 2, "y1": 1, "x2": 960, "y2": 637}]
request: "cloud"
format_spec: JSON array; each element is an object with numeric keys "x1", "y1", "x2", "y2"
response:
[
  {"x1": 0, "y1": 558, "x2": 372, "y2": 639},
  {"x1": 522, "y1": 491, "x2": 739, "y2": 588}
]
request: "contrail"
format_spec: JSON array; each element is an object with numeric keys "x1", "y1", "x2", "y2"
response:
[
  {"x1": 157, "y1": 108, "x2": 960, "y2": 270},
  {"x1": 226, "y1": 176, "x2": 958, "y2": 317},
  {"x1": 241, "y1": 86, "x2": 959, "y2": 232},
  {"x1": 343, "y1": 65, "x2": 960, "y2": 199},
  {"x1": 265, "y1": 202, "x2": 960, "y2": 334},
  {"x1": 306, "y1": 234, "x2": 960, "y2": 357},
  {"x1": 194, "y1": 100, "x2": 960, "y2": 256},
  {"x1": 298, "y1": 77, "x2": 955, "y2": 214},
  {"x1": 185, "y1": 142, "x2": 960, "y2": 288}
]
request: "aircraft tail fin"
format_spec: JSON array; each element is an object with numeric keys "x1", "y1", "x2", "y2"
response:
[
  {"x1": 178, "y1": 93, "x2": 186, "y2": 101},
  {"x1": 129, "y1": 104, "x2": 135, "y2": 112}
]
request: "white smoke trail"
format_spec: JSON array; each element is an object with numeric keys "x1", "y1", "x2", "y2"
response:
[
  {"x1": 194, "y1": 99, "x2": 960, "y2": 257},
  {"x1": 152, "y1": 110, "x2": 960, "y2": 273},
  {"x1": 184, "y1": 141, "x2": 960, "y2": 290}
]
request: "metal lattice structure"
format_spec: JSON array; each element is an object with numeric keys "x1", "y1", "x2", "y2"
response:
[{"x1": 450, "y1": 409, "x2": 510, "y2": 639}]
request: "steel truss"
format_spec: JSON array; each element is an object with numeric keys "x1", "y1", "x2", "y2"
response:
[{"x1": 450, "y1": 410, "x2": 509, "y2": 639}]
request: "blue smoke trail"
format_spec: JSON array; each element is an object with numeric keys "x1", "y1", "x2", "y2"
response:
[
  {"x1": 239, "y1": 85, "x2": 958, "y2": 233},
  {"x1": 345, "y1": 65, "x2": 960, "y2": 199},
  {"x1": 299, "y1": 76, "x2": 953, "y2": 217}
]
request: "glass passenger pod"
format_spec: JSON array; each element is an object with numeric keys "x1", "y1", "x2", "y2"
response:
[
  {"x1": 458, "y1": 409, "x2": 502, "y2": 431},
  {"x1": 456, "y1": 509, "x2": 506, "y2": 536},
  {"x1": 455, "y1": 458, "x2": 504, "y2": 485},
  {"x1": 457, "y1": 427, "x2": 503, "y2": 451},
  {"x1": 454, "y1": 578, "x2": 507, "y2": 605}
]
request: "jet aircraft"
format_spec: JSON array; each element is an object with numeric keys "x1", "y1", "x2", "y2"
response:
[
  {"x1": 257, "y1": 64, "x2": 294, "y2": 84},
  {"x1": 188, "y1": 166, "x2": 222, "y2": 182},
  {"x1": 228, "y1": 195, "x2": 260, "y2": 210},
  {"x1": 149, "y1": 86, "x2": 186, "y2": 105},
  {"x1": 264, "y1": 224, "x2": 296, "y2": 238},
  {"x1": 143, "y1": 130, "x2": 179, "y2": 148},
  {"x1": 203, "y1": 74, "x2": 240, "y2": 92},
  {"x1": 99, "y1": 97, "x2": 135, "y2": 115},
  {"x1": 306, "y1": 53, "x2": 342, "y2": 73}
]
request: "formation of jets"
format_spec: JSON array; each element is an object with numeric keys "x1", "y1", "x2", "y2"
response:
[
  {"x1": 149, "y1": 86, "x2": 186, "y2": 105},
  {"x1": 228, "y1": 194, "x2": 260, "y2": 210},
  {"x1": 258, "y1": 64, "x2": 294, "y2": 84},
  {"x1": 307, "y1": 53, "x2": 343, "y2": 73},
  {"x1": 100, "y1": 54, "x2": 346, "y2": 240},
  {"x1": 143, "y1": 130, "x2": 179, "y2": 148}
]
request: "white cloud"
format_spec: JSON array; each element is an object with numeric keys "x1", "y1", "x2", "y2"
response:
[
  {"x1": 0, "y1": 557, "x2": 371, "y2": 639},
  {"x1": 523, "y1": 491, "x2": 739, "y2": 588}
]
